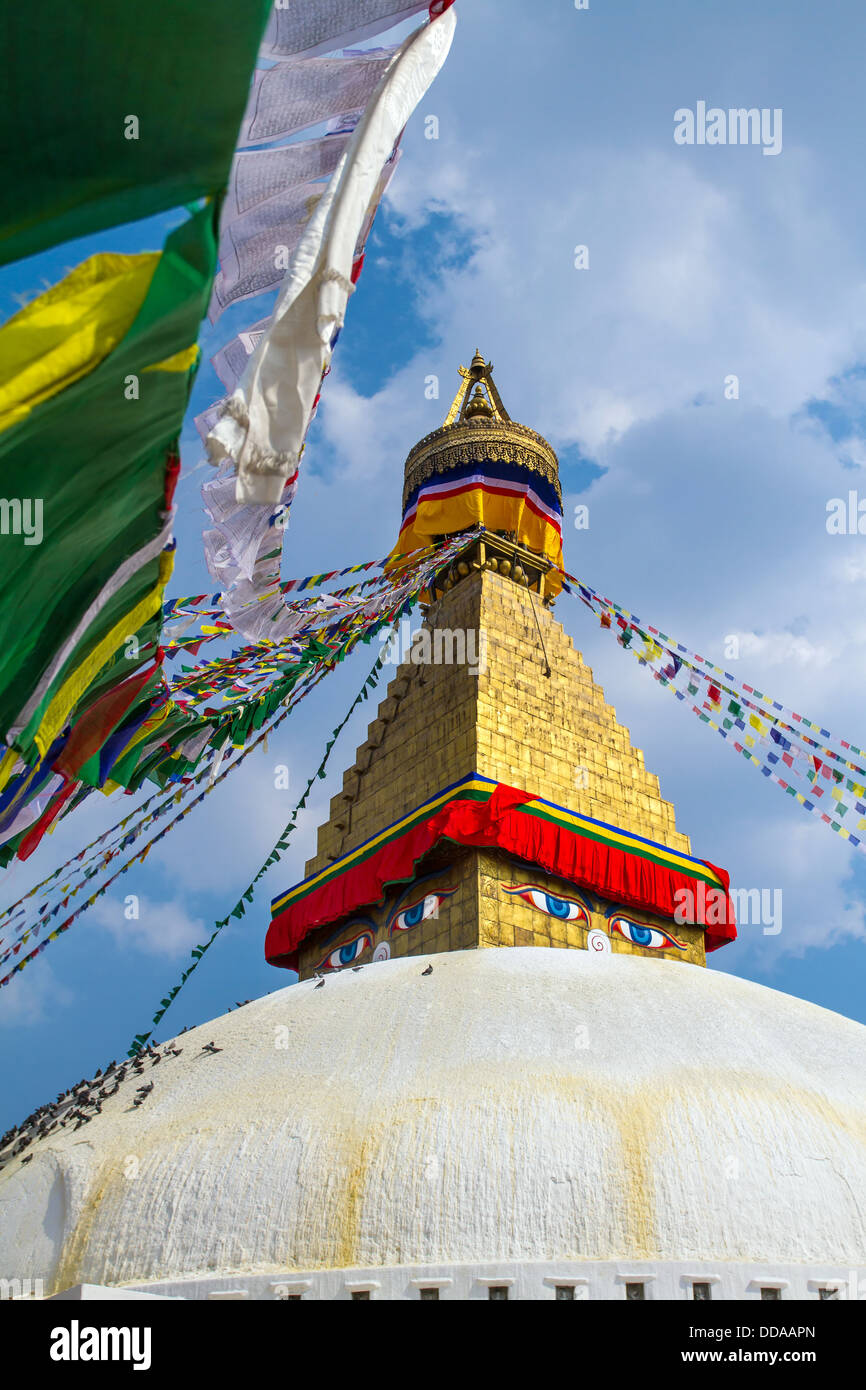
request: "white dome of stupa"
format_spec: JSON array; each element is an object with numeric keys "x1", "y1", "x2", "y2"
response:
[{"x1": 2, "y1": 948, "x2": 865, "y2": 1301}]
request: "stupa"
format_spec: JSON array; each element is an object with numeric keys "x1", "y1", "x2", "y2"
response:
[
  {"x1": 266, "y1": 353, "x2": 734, "y2": 980},
  {"x1": 1, "y1": 356, "x2": 864, "y2": 1302}
]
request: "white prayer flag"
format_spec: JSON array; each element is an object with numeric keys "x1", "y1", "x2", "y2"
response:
[
  {"x1": 211, "y1": 319, "x2": 271, "y2": 395},
  {"x1": 194, "y1": 404, "x2": 224, "y2": 448},
  {"x1": 208, "y1": 181, "x2": 325, "y2": 321},
  {"x1": 238, "y1": 53, "x2": 396, "y2": 147},
  {"x1": 260, "y1": 1, "x2": 429, "y2": 60},
  {"x1": 226, "y1": 135, "x2": 349, "y2": 219}
]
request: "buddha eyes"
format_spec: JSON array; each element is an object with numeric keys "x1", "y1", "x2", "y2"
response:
[
  {"x1": 608, "y1": 917, "x2": 686, "y2": 952},
  {"x1": 314, "y1": 888, "x2": 457, "y2": 970},
  {"x1": 500, "y1": 882, "x2": 685, "y2": 953},
  {"x1": 317, "y1": 929, "x2": 374, "y2": 971},
  {"x1": 389, "y1": 890, "x2": 455, "y2": 935},
  {"x1": 503, "y1": 884, "x2": 590, "y2": 923}
]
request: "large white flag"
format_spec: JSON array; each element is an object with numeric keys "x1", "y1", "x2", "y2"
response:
[{"x1": 207, "y1": 6, "x2": 457, "y2": 504}]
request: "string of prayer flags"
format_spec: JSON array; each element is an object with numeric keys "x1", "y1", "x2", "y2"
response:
[
  {"x1": 0, "y1": 664, "x2": 327, "y2": 988},
  {"x1": 0, "y1": 541, "x2": 449, "y2": 975},
  {"x1": 568, "y1": 571, "x2": 866, "y2": 852},
  {"x1": 162, "y1": 540, "x2": 441, "y2": 622},
  {"x1": 0, "y1": 538, "x2": 440, "y2": 864},
  {"x1": 125, "y1": 642, "x2": 392, "y2": 1055},
  {"x1": 0, "y1": 786, "x2": 167, "y2": 928}
]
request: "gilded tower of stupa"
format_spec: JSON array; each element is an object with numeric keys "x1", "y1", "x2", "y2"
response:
[{"x1": 267, "y1": 356, "x2": 734, "y2": 978}]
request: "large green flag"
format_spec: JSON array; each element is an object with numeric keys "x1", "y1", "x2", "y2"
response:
[
  {"x1": 0, "y1": 1, "x2": 273, "y2": 264},
  {"x1": 0, "y1": 206, "x2": 218, "y2": 762}
]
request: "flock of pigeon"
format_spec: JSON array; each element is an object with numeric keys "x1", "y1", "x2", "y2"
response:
[
  {"x1": 1, "y1": 968, "x2": 435, "y2": 1172},
  {"x1": 0, "y1": 999, "x2": 256, "y2": 1174}
]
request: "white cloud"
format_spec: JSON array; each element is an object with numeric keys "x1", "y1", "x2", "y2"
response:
[
  {"x1": 731, "y1": 631, "x2": 835, "y2": 669},
  {"x1": 0, "y1": 962, "x2": 73, "y2": 1029},
  {"x1": 88, "y1": 895, "x2": 206, "y2": 959},
  {"x1": 712, "y1": 811, "x2": 866, "y2": 968}
]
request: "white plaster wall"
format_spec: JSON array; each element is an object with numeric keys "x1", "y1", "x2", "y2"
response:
[{"x1": 2, "y1": 949, "x2": 865, "y2": 1293}]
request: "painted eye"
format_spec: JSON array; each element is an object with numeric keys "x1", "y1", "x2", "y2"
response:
[
  {"x1": 318, "y1": 930, "x2": 373, "y2": 971},
  {"x1": 389, "y1": 891, "x2": 454, "y2": 935},
  {"x1": 609, "y1": 917, "x2": 686, "y2": 951},
  {"x1": 503, "y1": 884, "x2": 589, "y2": 923}
]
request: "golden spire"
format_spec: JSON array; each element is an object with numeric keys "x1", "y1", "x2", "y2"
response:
[{"x1": 442, "y1": 352, "x2": 512, "y2": 426}]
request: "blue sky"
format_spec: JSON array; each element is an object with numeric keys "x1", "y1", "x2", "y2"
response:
[{"x1": 3, "y1": 0, "x2": 866, "y2": 1132}]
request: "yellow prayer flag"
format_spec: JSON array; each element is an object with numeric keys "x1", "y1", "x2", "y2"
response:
[{"x1": 0, "y1": 252, "x2": 158, "y2": 435}]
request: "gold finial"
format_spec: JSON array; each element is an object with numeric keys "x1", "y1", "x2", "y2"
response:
[
  {"x1": 442, "y1": 352, "x2": 512, "y2": 427},
  {"x1": 464, "y1": 383, "x2": 494, "y2": 418}
]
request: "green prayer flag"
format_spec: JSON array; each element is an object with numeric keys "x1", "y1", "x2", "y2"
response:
[
  {"x1": 1, "y1": 1, "x2": 273, "y2": 264},
  {"x1": 0, "y1": 207, "x2": 218, "y2": 758}
]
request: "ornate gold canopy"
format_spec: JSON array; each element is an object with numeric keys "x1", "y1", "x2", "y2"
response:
[{"x1": 401, "y1": 353, "x2": 561, "y2": 513}]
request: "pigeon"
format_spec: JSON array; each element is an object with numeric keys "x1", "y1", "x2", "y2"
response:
[
  {"x1": 201, "y1": 1041, "x2": 222, "y2": 1054},
  {"x1": 314, "y1": 976, "x2": 325, "y2": 989},
  {"x1": 21, "y1": 1154, "x2": 32, "y2": 1164},
  {"x1": 422, "y1": 964, "x2": 433, "y2": 976},
  {"x1": 351, "y1": 965, "x2": 363, "y2": 972}
]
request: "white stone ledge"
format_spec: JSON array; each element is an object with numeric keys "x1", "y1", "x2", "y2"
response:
[{"x1": 118, "y1": 1260, "x2": 866, "y2": 1302}]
